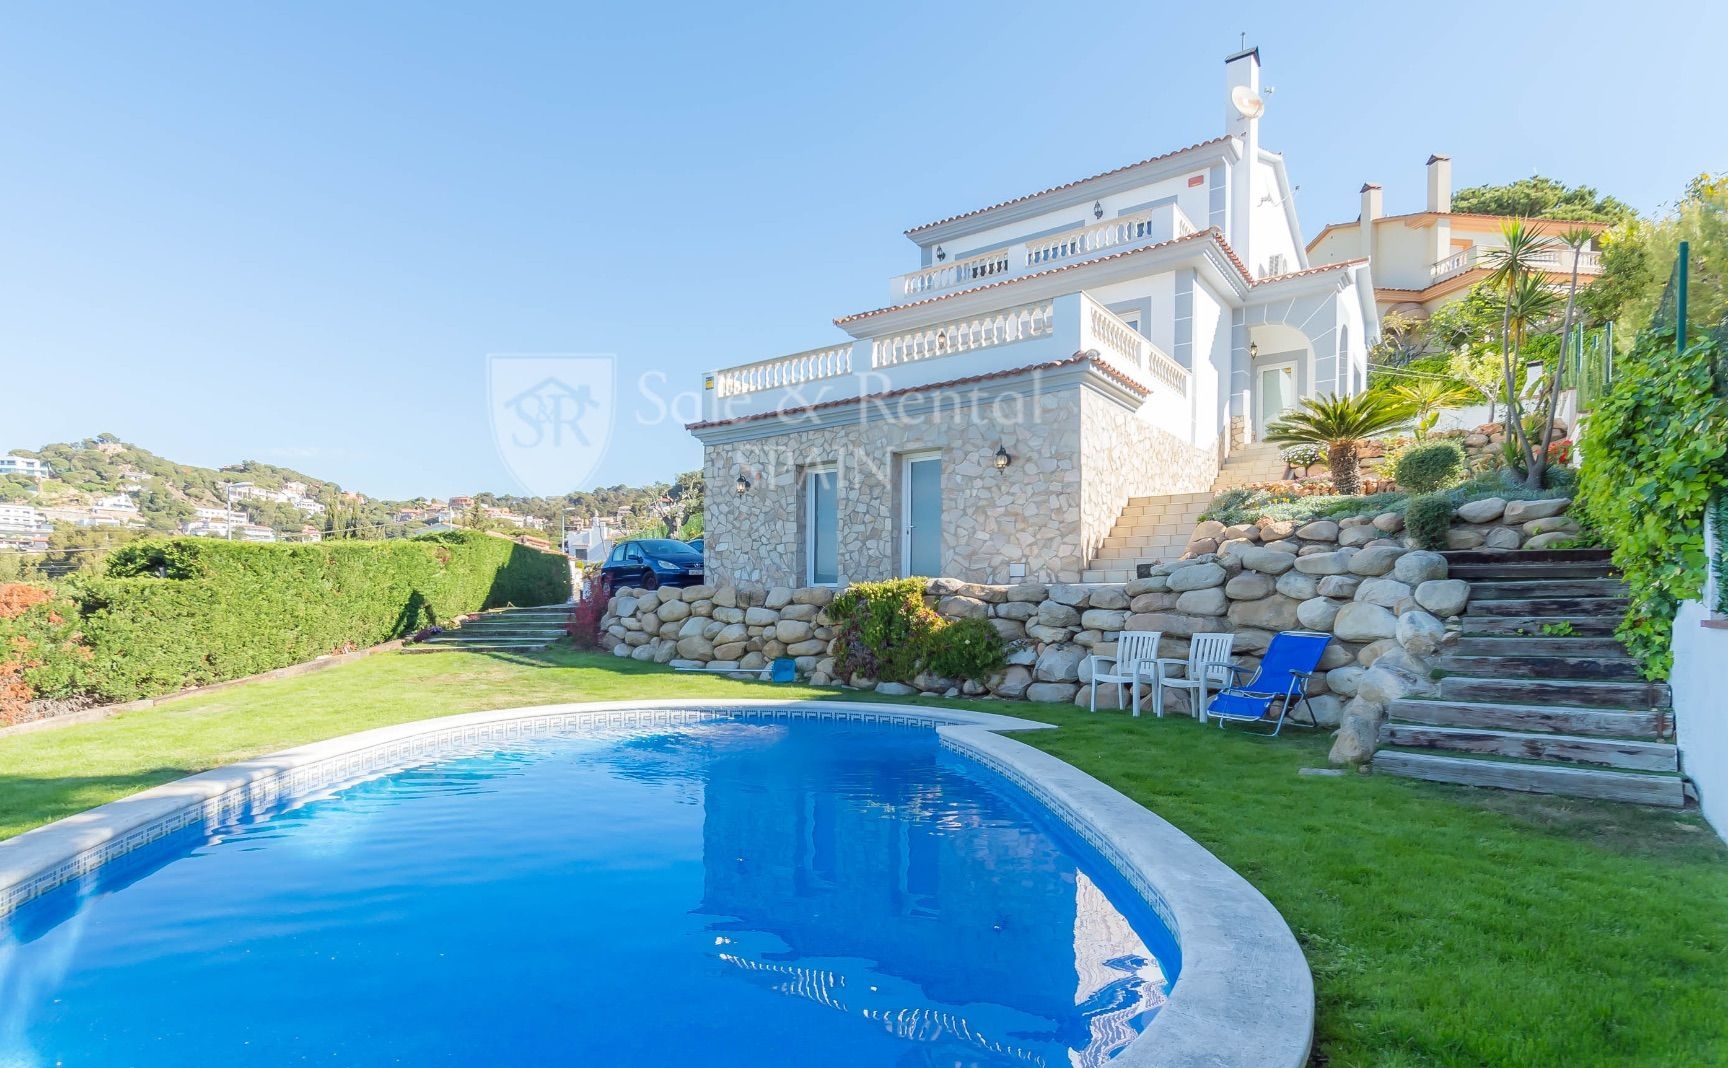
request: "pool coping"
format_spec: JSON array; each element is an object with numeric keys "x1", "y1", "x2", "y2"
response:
[{"x1": 0, "y1": 699, "x2": 1312, "y2": 1067}]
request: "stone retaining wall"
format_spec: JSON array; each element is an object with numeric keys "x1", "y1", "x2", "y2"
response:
[
  {"x1": 1184, "y1": 496, "x2": 1578, "y2": 557},
  {"x1": 600, "y1": 532, "x2": 1472, "y2": 759}
]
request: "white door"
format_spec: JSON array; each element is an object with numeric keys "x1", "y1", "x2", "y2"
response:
[
  {"x1": 901, "y1": 453, "x2": 942, "y2": 578},
  {"x1": 1258, "y1": 362, "x2": 1298, "y2": 433}
]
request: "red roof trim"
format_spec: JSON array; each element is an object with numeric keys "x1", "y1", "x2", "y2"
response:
[
  {"x1": 904, "y1": 137, "x2": 1233, "y2": 236},
  {"x1": 686, "y1": 352, "x2": 1148, "y2": 432},
  {"x1": 1250, "y1": 258, "x2": 1366, "y2": 285}
]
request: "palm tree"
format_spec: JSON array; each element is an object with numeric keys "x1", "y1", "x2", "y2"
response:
[
  {"x1": 1264, "y1": 393, "x2": 1411, "y2": 495},
  {"x1": 1524, "y1": 226, "x2": 1597, "y2": 488},
  {"x1": 1388, "y1": 378, "x2": 1478, "y2": 439},
  {"x1": 1481, "y1": 220, "x2": 1559, "y2": 474}
]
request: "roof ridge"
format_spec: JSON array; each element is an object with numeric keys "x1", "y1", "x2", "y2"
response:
[{"x1": 904, "y1": 136, "x2": 1234, "y2": 236}]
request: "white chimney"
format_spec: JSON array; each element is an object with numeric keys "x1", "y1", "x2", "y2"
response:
[
  {"x1": 1427, "y1": 155, "x2": 1452, "y2": 213},
  {"x1": 1359, "y1": 183, "x2": 1382, "y2": 258},
  {"x1": 1224, "y1": 46, "x2": 1262, "y2": 271}
]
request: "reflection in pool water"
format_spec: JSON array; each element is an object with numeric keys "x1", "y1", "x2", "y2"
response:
[{"x1": 1, "y1": 720, "x2": 1175, "y2": 1067}]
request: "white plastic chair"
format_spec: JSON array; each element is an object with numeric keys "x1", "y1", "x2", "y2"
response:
[
  {"x1": 1085, "y1": 631, "x2": 1163, "y2": 715},
  {"x1": 1154, "y1": 633, "x2": 1236, "y2": 721}
]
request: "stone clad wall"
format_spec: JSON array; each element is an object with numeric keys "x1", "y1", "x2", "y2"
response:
[
  {"x1": 700, "y1": 392, "x2": 1086, "y2": 588},
  {"x1": 1078, "y1": 389, "x2": 1218, "y2": 565},
  {"x1": 599, "y1": 528, "x2": 1469, "y2": 759}
]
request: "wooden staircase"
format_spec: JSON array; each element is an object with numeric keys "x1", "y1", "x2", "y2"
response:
[
  {"x1": 1082, "y1": 444, "x2": 1289, "y2": 582},
  {"x1": 1373, "y1": 549, "x2": 1686, "y2": 807}
]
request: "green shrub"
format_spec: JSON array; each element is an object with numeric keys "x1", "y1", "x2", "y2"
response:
[
  {"x1": 1578, "y1": 327, "x2": 1728, "y2": 676},
  {"x1": 0, "y1": 533, "x2": 570, "y2": 707},
  {"x1": 1404, "y1": 494, "x2": 1455, "y2": 550},
  {"x1": 921, "y1": 616, "x2": 1008, "y2": 683},
  {"x1": 828, "y1": 579, "x2": 1009, "y2": 684},
  {"x1": 1281, "y1": 444, "x2": 1323, "y2": 469},
  {"x1": 1393, "y1": 441, "x2": 1467, "y2": 494},
  {"x1": 828, "y1": 578, "x2": 937, "y2": 683}
]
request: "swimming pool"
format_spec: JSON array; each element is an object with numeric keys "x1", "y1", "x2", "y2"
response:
[{"x1": 0, "y1": 701, "x2": 1313, "y2": 1066}]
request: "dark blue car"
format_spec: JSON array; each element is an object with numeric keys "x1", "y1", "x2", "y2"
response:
[{"x1": 597, "y1": 538, "x2": 704, "y2": 595}]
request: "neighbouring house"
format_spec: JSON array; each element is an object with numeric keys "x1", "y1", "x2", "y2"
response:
[
  {"x1": 0, "y1": 503, "x2": 52, "y2": 534},
  {"x1": 689, "y1": 49, "x2": 1376, "y2": 588},
  {"x1": 0, "y1": 455, "x2": 53, "y2": 480},
  {"x1": 564, "y1": 516, "x2": 615, "y2": 563},
  {"x1": 1306, "y1": 155, "x2": 1609, "y2": 321}
]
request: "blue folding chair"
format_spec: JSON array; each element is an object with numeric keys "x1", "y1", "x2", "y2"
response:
[{"x1": 1205, "y1": 630, "x2": 1331, "y2": 736}]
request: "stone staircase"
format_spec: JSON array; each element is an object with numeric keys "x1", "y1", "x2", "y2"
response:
[
  {"x1": 1373, "y1": 549, "x2": 1685, "y2": 807},
  {"x1": 406, "y1": 604, "x2": 572, "y2": 653},
  {"x1": 1082, "y1": 443, "x2": 1290, "y2": 581}
]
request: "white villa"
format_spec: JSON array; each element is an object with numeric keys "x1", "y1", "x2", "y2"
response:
[
  {"x1": 1307, "y1": 155, "x2": 1608, "y2": 321},
  {"x1": 691, "y1": 50, "x2": 1376, "y2": 587}
]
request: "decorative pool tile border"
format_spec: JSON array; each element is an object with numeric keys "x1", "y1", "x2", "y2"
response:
[
  {"x1": 940, "y1": 732, "x2": 1180, "y2": 940},
  {"x1": 0, "y1": 699, "x2": 1312, "y2": 1067},
  {"x1": 0, "y1": 702, "x2": 1024, "y2": 919}
]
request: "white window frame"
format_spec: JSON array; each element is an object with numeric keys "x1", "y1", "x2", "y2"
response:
[
  {"x1": 804, "y1": 464, "x2": 839, "y2": 587},
  {"x1": 899, "y1": 450, "x2": 942, "y2": 579}
]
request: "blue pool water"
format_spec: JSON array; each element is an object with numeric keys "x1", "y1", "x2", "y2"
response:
[{"x1": 1, "y1": 720, "x2": 1177, "y2": 1066}]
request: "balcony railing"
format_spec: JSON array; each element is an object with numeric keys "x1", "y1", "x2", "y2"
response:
[
  {"x1": 1429, "y1": 245, "x2": 1602, "y2": 284},
  {"x1": 890, "y1": 202, "x2": 1197, "y2": 300},
  {"x1": 704, "y1": 294, "x2": 1188, "y2": 419},
  {"x1": 871, "y1": 300, "x2": 1056, "y2": 369},
  {"x1": 711, "y1": 343, "x2": 853, "y2": 399},
  {"x1": 1079, "y1": 295, "x2": 1189, "y2": 395}
]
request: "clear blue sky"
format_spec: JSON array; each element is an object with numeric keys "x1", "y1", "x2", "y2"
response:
[{"x1": 2, "y1": 1, "x2": 1720, "y2": 500}]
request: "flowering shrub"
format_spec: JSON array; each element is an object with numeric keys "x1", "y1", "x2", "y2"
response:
[
  {"x1": 829, "y1": 579, "x2": 1008, "y2": 684},
  {"x1": 567, "y1": 579, "x2": 609, "y2": 650}
]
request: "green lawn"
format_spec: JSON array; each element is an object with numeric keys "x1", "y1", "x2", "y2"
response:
[{"x1": 3, "y1": 647, "x2": 1725, "y2": 1066}]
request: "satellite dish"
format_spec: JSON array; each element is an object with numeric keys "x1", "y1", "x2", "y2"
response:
[{"x1": 1231, "y1": 85, "x2": 1265, "y2": 119}]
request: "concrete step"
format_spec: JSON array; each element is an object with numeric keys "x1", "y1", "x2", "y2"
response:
[
  {"x1": 1379, "y1": 723, "x2": 1678, "y2": 772},
  {"x1": 1388, "y1": 697, "x2": 1668, "y2": 739},
  {"x1": 1452, "y1": 636, "x2": 1633, "y2": 658},
  {"x1": 1371, "y1": 750, "x2": 1686, "y2": 807},
  {"x1": 1080, "y1": 569, "x2": 1133, "y2": 583},
  {"x1": 409, "y1": 641, "x2": 559, "y2": 652},
  {"x1": 1434, "y1": 654, "x2": 1646, "y2": 681},
  {"x1": 1437, "y1": 675, "x2": 1670, "y2": 710}
]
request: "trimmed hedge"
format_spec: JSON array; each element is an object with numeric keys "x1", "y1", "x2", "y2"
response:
[
  {"x1": 0, "y1": 533, "x2": 569, "y2": 713},
  {"x1": 1392, "y1": 441, "x2": 1467, "y2": 494}
]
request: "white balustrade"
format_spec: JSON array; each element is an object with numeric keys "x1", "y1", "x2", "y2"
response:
[
  {"x1": 1080, "y1": 297, "x2": 1189, "y2": 395},
  {"x1": 1431, "y1": 244, "x2": 1601, "y2": 283},
  {"x1": 711, "y1": 343, "x2": 854, "y2": 398},
  {"x1": 901, "y1": 249, "x2": 1013, "y2": 297},
  {"x1": 891, "y1": 204, "x2": 1198, "y2": 300},
  {"x1": 871, "y1": 301, "x2": 1056, "y2": 369}
]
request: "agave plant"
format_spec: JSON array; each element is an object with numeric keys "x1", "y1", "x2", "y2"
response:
[{"x1": 1263, "y1": 393, "x2": 1411, "y2": 495}]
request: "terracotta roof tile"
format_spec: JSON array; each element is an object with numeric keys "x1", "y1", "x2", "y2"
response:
[
  {"x1": 904, "y1": 137, "x2": 1234, "y2": 236},
  {"x1": 686, "y1": 352, "x2": 1147, "y2": 432},
  {"x1": 1251, "y1": 258, "x2": 1367, "y2": 285}
]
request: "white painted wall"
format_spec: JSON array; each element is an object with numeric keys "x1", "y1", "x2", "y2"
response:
[
  {"x1": 1248, "y1": 157, "x2": 1301, "y2": 277},
  {"x1": 920, "y1": 172, "x2": 1212, "y2": 265},
  {"x1": 1674, "y1": 600, "x2": 1728, "y2": 841},
  {"x1": 1189, "y1": 280, "x2": 1228, "y2": 453}
]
